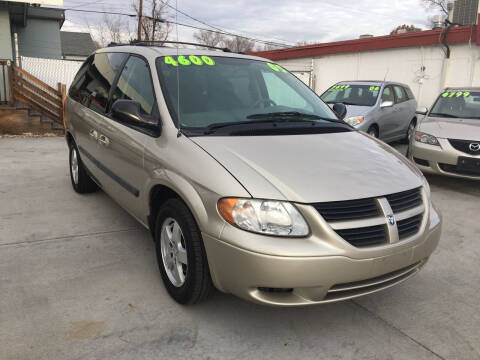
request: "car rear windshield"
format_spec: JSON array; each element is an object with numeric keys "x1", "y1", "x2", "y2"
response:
[
  {"x1": 155, "y1": 56, "x2": 347, "y2": 135},
  {"x1": 321, "y1": 84, "x2": 380, "y2": 107},
  {"x1": 430, "y1": 90, "x2": 480, "y2": 119}
]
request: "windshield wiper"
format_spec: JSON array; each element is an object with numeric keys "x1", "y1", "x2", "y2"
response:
[
  {"x1": 429, "y1": 112, "x2": 460, "y2": 118},
  {"x1": 339, "y1": 101, "x2": 371, "y2": 106},
  {"x1": 246, "y1": 111, "x2": 340, "y2": 122},
  {"x1": 202, "y1": 118, "x2": 320, "y2": 134}
]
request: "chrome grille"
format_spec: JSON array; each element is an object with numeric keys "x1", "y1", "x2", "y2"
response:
[
  {"x1": 336, "y1": 225, "x2": 386, "y2": 247},
  {"x1": 314, "y1": 187, "x2": 425, "y2": 248},
  {"x1": 448, "y1": 139, "x2": 480, "y2": 155},
  {"x1": 398, "y1": 214, "x2": 423, "y2": 240},
  {"x1": 312, "y1": 198, "x2": 378, "y2": 221},
  {"x1": 386, "y1": 188, "x2": 422, "y2": 213}
]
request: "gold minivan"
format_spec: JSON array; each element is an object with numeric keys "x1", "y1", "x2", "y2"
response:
[{"x1": 65, "y1": 45, "x2": 441, "y2": 306}]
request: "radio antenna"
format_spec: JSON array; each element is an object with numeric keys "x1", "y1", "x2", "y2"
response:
[
  {"x1": 383, "y1": 68, "x2": 389, "y2": 82},
  {"x1": 175, "y1": 0, "x2": 182, "y2": 137}
]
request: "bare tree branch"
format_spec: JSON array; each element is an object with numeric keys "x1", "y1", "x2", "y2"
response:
[
  {"x1": 133, "y1": 0, "x2": 171, "y2": 42},
  {"x1": 423, "y1": 0, "x2": 450, "y2": 15},
  {"x1": 84, "y1": 14, "x2": 134, "y2": 48},
  {"x1": 223, "y1": 36, "x2": 255, "y2": 53},
  {"x1": 193, "y1": 29, "x2": 225, "y2": 48}
]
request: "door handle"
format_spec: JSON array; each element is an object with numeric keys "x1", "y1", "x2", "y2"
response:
[
  {"x1": 89, "y1": 129, "x2": 98, "y2": 139},
  {"x1": 98, "y1": 134, "x2": 110, "y2": 147}
]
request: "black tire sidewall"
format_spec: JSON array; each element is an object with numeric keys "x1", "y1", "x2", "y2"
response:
[
  {"x1": 368, "y1": 126, "x2": 378, "y2": 138},
  {"x1": 401, "y1": 120, "x2": 416, "y2": 144},
  {"x1": 68, "y1": 141, "x2": 97, "y2": 194},
  {"x1": 154, "y1": 198, "x2": 209, "y2": 304}
]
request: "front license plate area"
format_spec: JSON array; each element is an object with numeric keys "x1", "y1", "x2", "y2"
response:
[{"x1": 457, "y1": 157, "x2": 480, "y2": 174}]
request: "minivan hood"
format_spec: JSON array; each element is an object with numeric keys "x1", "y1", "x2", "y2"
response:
[
  {"x1": 419, "y1": 116, "x2": 480, "y2": 140},
  {"x1": 191, "y1": 132, "x2": 422, "y2": 203}
]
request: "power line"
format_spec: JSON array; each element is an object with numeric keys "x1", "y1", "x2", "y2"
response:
[
  {"x1": 63, "y1": 1, "x2": 292, "y2": 46},
  {"x1": 62, "y1": 7, "x2": 290, "y2": 47},
  {"x1": 159, "y1": 1, "x2": 294, "y2": 46},
  {"x1": 63, "y1": 8, "x2": 137, "y2": 17}
]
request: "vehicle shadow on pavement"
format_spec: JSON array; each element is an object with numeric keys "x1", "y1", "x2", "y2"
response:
[{"x1": 425, "y1": 174, "x2": 480, "y2": 197}]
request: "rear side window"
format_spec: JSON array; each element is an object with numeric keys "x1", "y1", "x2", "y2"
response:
[
  {"x1": 393, "y1": 85, "x2": 407, "y2": 103},
  {"x1": 112, "y1": 56, "x2": 156, "y2": 115},
  {"x1": 69, "y1": 52, "x2": 128, "y2": 114},
  {"x1": 405, "y1": 87, "x2": 415, "y2": 100},
  {"x1": 382, "y1": 86, "x2": 394, "y2": 102},
  {"x1": 69, "y1": 56, "x2": 92, "y2": 102}
]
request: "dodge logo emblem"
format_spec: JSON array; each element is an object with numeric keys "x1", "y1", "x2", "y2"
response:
[
  {"x1": 469, "y1": 143, "x2": 480, "y2": 152},
  {"x1": 387, "y1": 215, "x2": 396, "y2": 226}
]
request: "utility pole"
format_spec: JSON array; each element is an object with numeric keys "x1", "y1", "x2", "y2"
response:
[{"x1": 137, "y1": 0, "x2": 143, "y2": 41}]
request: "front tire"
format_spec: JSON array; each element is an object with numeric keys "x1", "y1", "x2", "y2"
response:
[
  {"x1": 155, "y1": 198, "x2": 213, "y2": 304},
  {"x1": 367, "y1": 125, "x2": 379, "y2": 138},
  {"x1": 69, "y1": 142, "x2": 98, "y2": 194},
  {"x1": 403, "y1": 119, "x2": 416, "y2": 144}
]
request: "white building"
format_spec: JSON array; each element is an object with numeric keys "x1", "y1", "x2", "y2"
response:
[{"x1": 253, "y1": 23, "x2": 480, "y2": 108}]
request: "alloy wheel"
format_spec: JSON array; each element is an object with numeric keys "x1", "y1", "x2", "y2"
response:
[
  {"x1": 71, "y1": 148, "x2": 79, "y2": 185},
  {"x1": 160, "y1": 217, "x2": 188, "y2": 287}
]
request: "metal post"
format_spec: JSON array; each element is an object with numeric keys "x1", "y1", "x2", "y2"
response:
[{"x1": 8, "y1": 61, "x2": 15, "y2": 106}]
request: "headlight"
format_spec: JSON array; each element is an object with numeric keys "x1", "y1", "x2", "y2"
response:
[
  {"x1": 345, "y1": 116, "x2": 365, "y2": 126},
  {"x1": 415, "y1": 131, "x2": 440, "y2": 146},
  {"x1": 217, "y1": 198, "x2": 309, "y2": 237}
]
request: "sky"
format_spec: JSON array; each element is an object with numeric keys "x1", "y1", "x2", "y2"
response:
[{"x1": 57, "y1": 0, "x2": 443, "y2": 48}]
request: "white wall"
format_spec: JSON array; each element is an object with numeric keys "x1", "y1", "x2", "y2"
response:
[
  {"x1": 277, "y1": 43, "x2": 480, "y2": 108},
  {"x1": 20, "y1": 56, "x2": 82, "y2": 89}
]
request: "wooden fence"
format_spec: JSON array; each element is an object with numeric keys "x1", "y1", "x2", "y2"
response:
[{"x1": 9, "y1": 63, "x2": 66, "y2": 126}]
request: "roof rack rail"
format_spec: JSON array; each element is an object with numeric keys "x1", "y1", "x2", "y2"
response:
[
  {"x1": 107, "y1": 42, "x2": 130, "y2": 47},
  {"x1": 129, "y1": 40, "x2": 232, "y2": 52}
]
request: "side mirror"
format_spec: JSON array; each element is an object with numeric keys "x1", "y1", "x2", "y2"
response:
[
  {"x1": 416, "y1": 107, "x2": 428, "y2": 115},
  {"x1": 380, "y1": 100, "x2": 394, "y2": 108},
  {"x1": 111, "y1": 100, "x2": 159, "y2": 132},
  {"x1": 332, "y1": 103, "x2": 347, "y2": 120}
]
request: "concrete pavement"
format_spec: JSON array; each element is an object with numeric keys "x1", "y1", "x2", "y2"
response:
[{"x1": 1, "y1": 137, "x2": 479, "y2": 360}]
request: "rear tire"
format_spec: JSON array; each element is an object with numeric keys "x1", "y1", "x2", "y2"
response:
[
  {"x1": 367, "y1": 125, "x2": 379, "y2": 138},
  {"x1": 155, "y1": 198, "x2": 213, "y2": 304},
  {"x1": 69, "y1": 142, "x2": 98, "y2": 194}
]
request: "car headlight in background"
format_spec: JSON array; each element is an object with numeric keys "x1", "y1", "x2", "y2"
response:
[
  {"x1": 345, "y1": 116, "x2": 365, "y2": 126},
  {"x1": 218, "y1": 198, "x2": 309, "y2": 237},
  {"x1": 415, "y1": 131, "x2": 440, "y2": 146}
]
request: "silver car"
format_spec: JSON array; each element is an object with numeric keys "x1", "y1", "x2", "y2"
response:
[
  {"x1": 409, "y1": 87, "x2": 480, "y2": 179},
  {"x1": 321, "y1": 81, "x2": 418, "y2": 142},
  {"x1": 65, "y1": 46, "x2": 441, "y2": 306}
]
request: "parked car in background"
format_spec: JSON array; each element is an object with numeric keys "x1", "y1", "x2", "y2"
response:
[
  {"x1": 65, "y1": 46, "x2": 441, "y2": 306},
  {"x1": 321, "y1": 81, "x2": 417, "y2": 142},
  {"x1": 409, "y1": 88, "x2": 480, "y2": 179}
]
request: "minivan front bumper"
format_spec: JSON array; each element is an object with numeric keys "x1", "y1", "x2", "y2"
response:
[{"x1": 203, "y1": 205, "x2": 441, "y2": 306}]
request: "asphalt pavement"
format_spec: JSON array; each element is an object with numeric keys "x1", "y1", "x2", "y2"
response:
[{"x1": 1, "y1": 137, "x2": 479, "y2": 360}]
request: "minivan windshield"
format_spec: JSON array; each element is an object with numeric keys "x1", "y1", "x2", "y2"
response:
[
  {"x1": 321, "y1": 84, "x2": 380, "y2": 107},
  {"x1": 429, "y1": 90, "x2": 480, "y2": 119},
  {"x1": 156, "y1": 56, "x2": 349, "y2": 135}
]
